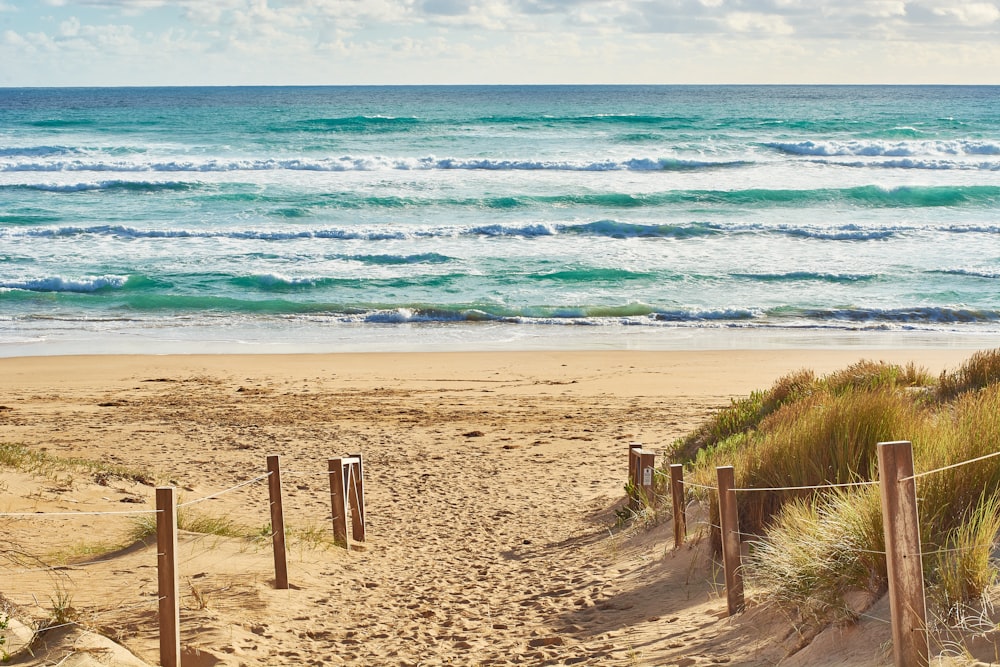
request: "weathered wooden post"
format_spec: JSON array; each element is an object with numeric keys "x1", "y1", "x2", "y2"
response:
[
  {"x1": 328, "y1": 457, "x2": 349, "y2": 548},
  {"x1": 156, "y1": 486, "x2": 181, "y2": 667},
  {"x1": 716, "y1": 466, "x2": 744, "y2": 615},
  {"x1": 266, "y1": 455, "x2": 289, "y2": 589},
  {"x1": 670, "y1": 464, "x2": 686, "y2": 548},
  {"x1": 628, "y1": 443, "x2": 642, "y2": 508},
  {"x1": 348, "y1": 453, "x2": 366, "y2": 543},
  {"x1": 878, "y1": 441, "x2": 929, "y2": 667}
]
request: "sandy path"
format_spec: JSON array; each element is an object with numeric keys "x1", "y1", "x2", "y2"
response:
[{"x1": 0, "y1": 349, "x2": 978, "y2": 665}]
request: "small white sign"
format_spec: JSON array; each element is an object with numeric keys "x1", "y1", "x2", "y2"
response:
[{"x1": 643, "y1": 467, "x2": 652, "y2": 486}]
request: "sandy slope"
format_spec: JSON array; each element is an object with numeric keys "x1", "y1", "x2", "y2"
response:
[{"x1": 0, "y1": 349, "x2": 981, "y2": 666}]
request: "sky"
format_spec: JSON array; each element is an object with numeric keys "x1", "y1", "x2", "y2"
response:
[{"x1": 0, "y1": 0, "x2": 998, "y2": 86}]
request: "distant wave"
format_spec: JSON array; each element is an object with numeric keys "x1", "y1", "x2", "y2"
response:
[
  {"x1": 766, "y1": 139, "x2": 1000, "y2": 157},
  {"x1": 926, "y1": 268, "x2": 1000, "y2": 280},
  {"x1": 773, "y1": 224, "x2": 899, "y2": 241},
  {"x1": 0, "y1": 275, "x2": 129, "y2": 293},
  {"x1": 268, "y1": 113, "x2": 710, "y2": 133},
  {"x1": 826, "y1": 159, "x2": 1000, "y2": 172},
  {"x1": 790, "y1": 307, "x2": 1000, "y2": 325},
  {"x1": 0, "y1": 212, "x2": 63, "y2": 224},
  {"x1": 10, "y1": 219, "x2": 1000, "y2": 243},
  {"x1": 270, "y1": 115, "x2": 422, "y2": 133},
  {"x1": 569, "y1": 220, "x2": 722, "y2": 239},
  {"x1": 28, "y1": 119, "x2": 96, "y2": 128},
  {"x1": 230, "y1": 272, "x2": 467, "y2": 292},
  {"x1": 342, "y1": 253, "x2": 454, "y2": 265},
  {"x1": 2, "y1": 181, "x2": 197, "y2": 193},
  {"x1": 731, "y1": 271, "x2": 877, "y2": 284},
  {"x1": 8, "y1": 183, "x2": 998, "y2": 214},
  {"x1": 0, "y1": 155, "x2": 750, "y2": 174},
  {"x1": 0, "y1": 145, "x2": 86, "y2": 158}
]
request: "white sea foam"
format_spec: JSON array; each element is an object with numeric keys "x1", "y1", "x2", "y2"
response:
[
  {"x1": 0, "y1": 155, "x2": 750, "y2": 174},
  {"x1": 0, "y1": 275, "x2": 129, "y2": 293},
  {"x1": 767, "y1": 139, "x2": 1000, "y2": 157}
]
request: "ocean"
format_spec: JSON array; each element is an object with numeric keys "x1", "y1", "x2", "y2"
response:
[{"x1": 1, "y1": 85, "x2": 998, "y2": 356}]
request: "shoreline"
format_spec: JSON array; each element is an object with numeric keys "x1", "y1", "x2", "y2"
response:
[
  {"x1": 2, "y1": 322, "x2": 997, "y2": 359},
  {"x1": 0, "y1": 346, "x2": 983, "y2": 399}
]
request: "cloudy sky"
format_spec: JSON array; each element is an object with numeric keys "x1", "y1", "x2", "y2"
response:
[{"x1": 1, "y1": 0, "x2": 998, "y2": 86}]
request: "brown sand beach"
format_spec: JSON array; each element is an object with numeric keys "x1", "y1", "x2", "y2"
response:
[{"x1": 0, "y1": 348, "x2": 991, "y2": 666}]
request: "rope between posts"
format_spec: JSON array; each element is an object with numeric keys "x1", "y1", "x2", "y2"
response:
[
  {"x1": 177, "y1": 472, "x2": 271, "y2": 508},
  {"x1": 900, "y1": 450, "x2": 1000, "y2": 482},
  {"x1": 0, "y1": 508, "x2": 162, "y2": 518},
  {"x1": 856, "y1": 611, "x2": 891, "y2": 625},
  {"x1": 915, "y1": 542, "x2": 998, "y2": 558},
  {"x1": 4, "y1": 555, "x2": 134, "y2": 574},
  {"x1": 678, "y1": 480, "x2": 718, "y2": 491},
  {"x1": 731, "y1": 480, "x2": 879, "y2": 492}
]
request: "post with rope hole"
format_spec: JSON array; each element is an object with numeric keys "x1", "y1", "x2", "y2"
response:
[
  {"x1": 328, "y1": 457, "x2": 350, "y2": 549},
  {"x1": 877, "y1": 441, "x2": 929, "y2": 667},
  {"x1": 156, "y1": 486, "x2": 181, "y2": 667},
  {"x1": 348, "y1": 453, "x2": 366, "y2": 543},
  {"x1": 670, "y1": 464, "x2": 686, "y2": 548},
  {"x1": 266, "y1": 455, "x2": 289, "y2": 589},
  {"x1": 716, "y1": 466, "x2": 745, "y2": 616}
]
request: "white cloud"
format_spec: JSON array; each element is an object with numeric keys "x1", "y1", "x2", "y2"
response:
[
  {"x1": 724, "y1": 11, "x2": 794, "y2": 34},
  {"x1": 932, "y1": 2, "x2": 1000, "y2": 25},
  {"x1": 59, "y1": 16, "x2": 80, "y2": 36},
  {"x1": 2, "y1": 28, "x2": 26, "y2": 45}
]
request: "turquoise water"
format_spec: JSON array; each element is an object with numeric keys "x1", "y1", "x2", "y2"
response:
[{"x1": 1, "y1": 86, "x2": 999, "y2": 354}]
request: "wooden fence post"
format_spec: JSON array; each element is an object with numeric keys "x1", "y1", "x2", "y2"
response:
[
  {"x1": 716, "y1": 466, "x2": 744, "y2": 616},
  {"x1": 328, "y1": 457, "x2": 349, "y2": 549},
  {"x1": 878, "y1": 441, "x2": 929, "y2": 667},
  {"x1": 266, "y1": 455, "x2": 289, "y2": 589},
  {"x1": 348, "y1": 453, "x2": 366, "y2": 543},
  {"x1": 671, "y1": 464, "x2": 686, "y2": 548},
  {"x1": 156, "y1": 486, "x2": 181, "y2": 667},
  {"x1": 628, "y1": 443, "x2": 642, "y2": 508}
]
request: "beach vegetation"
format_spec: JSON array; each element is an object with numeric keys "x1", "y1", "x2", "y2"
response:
[
  {"x1": 937, "y1": 349, "x2": 1000, "y2": 401},
  {"x1": 0, "y1": 443, "x2": 154, "y2": 487},
  {"x1": 128, "y1": 508, "x2": 261, "y2": 544},
  {"x1": 1, "y1": 612, "x2": 8, "y2": 662},
  {"x1": 668, "y1": 352, "x2": 1000, "y2": 626},
  {"x1": 39, "y1": 587, "x2": 76, "y2": 632}
]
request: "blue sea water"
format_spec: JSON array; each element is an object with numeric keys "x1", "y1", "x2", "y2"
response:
[{"x1": 1, "y1": 85, "x2": 999, "y2": 355}]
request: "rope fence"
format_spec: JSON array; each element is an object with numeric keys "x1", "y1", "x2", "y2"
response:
[
  {"x1": 900, "y1": 449, "x2": 1000, "y2": 482},
  {"x1": 624, "y1": 439, "x2": 1000, "y2": 667},
  {"x1": 176, "y1": 472, "x2": 272, "y2": 508},
  {"x1": 0, "y1": 451, "x2": 366, "y2": 667},
  {"x1": 0, "y1": 508, "x2": 161, "y2": 518}
]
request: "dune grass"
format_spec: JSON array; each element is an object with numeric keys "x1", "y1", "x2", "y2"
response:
[
  {"x1": 0, "y1": 442, "x2": 154, "y2": 487},
  {"x1": 128, "y1": 508, "x2": 265, "y2": 544},
  {"x1": 669, "y1": 352, "x2": 1000, "y2": 622}
]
